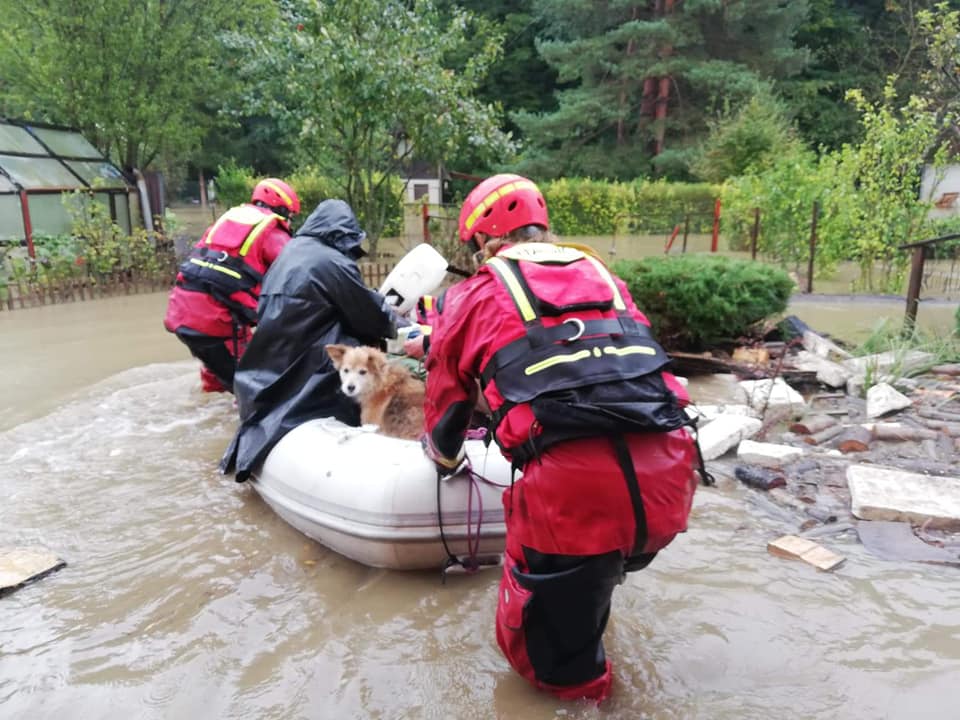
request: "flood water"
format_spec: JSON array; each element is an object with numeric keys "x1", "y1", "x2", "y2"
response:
[{"x1": 2, "y1": 292, "x2": 960, "y2": 719}]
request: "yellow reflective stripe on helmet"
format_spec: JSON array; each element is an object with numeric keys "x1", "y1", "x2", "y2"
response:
[
  {"x1": 464, "y1": 179, "x2": 539, "y2": 232},
  {"x1": 485, "y1": 257, "x2": 536, "y2": 322},
  {"x1": 188, "y1": 258, "x2": 243, "y2": 279},
  {"x1": 583, "y1": 255, "x2": 626, "y2": 311},
  {"x1": 260, "y1": 179, "x2": 294, "y2": 208},
  {"x1": 602, "y1": 345, "x2": 656, "y2": 357},
  {"x1": 205, "y1": 205, "x2": 265, "y2": 245},
  {"x1": 238, "y1": 216, "x2": 277, "y2": 257},
  {"x1": 523, "y1": 349, "x2": 592, "y2": 376}
]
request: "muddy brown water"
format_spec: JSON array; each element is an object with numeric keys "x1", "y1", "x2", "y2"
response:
[{"x1": 2, "y1": 293, "x2": 959, "y2": 719}]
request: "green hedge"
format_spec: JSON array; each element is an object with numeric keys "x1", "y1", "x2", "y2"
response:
[
  {"x1": 613, "y1": 254, "x2": 794, "y2": 350},
  {"x1": 541, "y1": 178, "x2": 720, "y2": 236}
]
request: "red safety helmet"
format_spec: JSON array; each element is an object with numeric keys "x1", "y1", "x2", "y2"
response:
[
  {"x1": 251, "y1": 178, "x2": 300, "y2": 218},
  {"x1": 458, "y1": 173, "x2": 548, "y2": 243}
]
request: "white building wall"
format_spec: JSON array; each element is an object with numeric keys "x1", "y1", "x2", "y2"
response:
[
  {"x1": 920, "y1": 164, "x2": 960, "y2": 218},
  {"x1": 404, "y1": 179, "x2": 441, "y2": 205}
]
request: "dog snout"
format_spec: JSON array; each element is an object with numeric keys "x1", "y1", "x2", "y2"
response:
[{"x1": 345, "y1": 383, "x2": 356, "y2": 394}]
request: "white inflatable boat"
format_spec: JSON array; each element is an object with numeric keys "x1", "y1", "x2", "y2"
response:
[{"x1": 251, "y1": 418, "x2": 513, "y2": 570}]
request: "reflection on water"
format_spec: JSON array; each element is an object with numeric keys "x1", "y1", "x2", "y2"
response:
[{"x1": 2, "y1": 292, "x2": 959, "y2": 719}]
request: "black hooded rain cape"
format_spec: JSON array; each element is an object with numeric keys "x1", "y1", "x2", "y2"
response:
[{"x1": 220, "y1": 200, "x2": 396, "y2": 481}]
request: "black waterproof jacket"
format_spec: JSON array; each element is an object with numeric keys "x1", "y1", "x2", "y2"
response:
[{"x1": 220, "y1": 200, "x2": 397, "y2": 481}]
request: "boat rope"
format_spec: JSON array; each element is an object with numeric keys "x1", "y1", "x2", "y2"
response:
[{"x1": 437, "y1": 467, "x2": 490, "y2": 582}]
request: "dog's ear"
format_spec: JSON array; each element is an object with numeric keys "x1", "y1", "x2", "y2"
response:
[
  {"x1": 368, "y1": 349, "x2": 388, "y2": 377},
  {"x1": 325, "y1": 344, "x2": 348, "y2": 368}
]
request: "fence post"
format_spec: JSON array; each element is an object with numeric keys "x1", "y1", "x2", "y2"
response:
[
  {"x1": 710, "y1": 198, "x2": 721, "y2": 252},
  {"x1": 806, "y1": 201, "x2": 819, "y2": 294},
  {"x1": 750, "y1": 207, "x2": 760, "y2": 260},
  {"x1": 421, "y1": 202, "x2": 431, "y2": 245},
  {"x1": 682, "y1": 214, "x2": 689, "y2": 253},
  {"x1": 904, "y1": 245, "x2": 925, "y2": 329},
  {"x1": 19, "y1": 190, "x2": 35, "y2": 259}
]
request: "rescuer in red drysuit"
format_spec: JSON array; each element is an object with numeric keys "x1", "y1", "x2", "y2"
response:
[
  {"x1": 164, "y1": 178, "x2": 300, "y2": 392},
  {"x1": 421, "y1": 174, "x2": 705, "y2": 703}
]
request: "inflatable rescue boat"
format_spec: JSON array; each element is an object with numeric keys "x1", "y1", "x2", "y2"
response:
[{"x1": 251, "y1": 419, "x2": 513, "y2": 570}]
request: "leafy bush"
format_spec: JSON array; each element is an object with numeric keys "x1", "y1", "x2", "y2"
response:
[
  {"x1": 613, "y1": 254, "x2": 794, "y2": 350},
  {"x1": 213, "y1": 161, "x2": 256, "y2": 209},
  {"x1": 723, "y1": 81, "x2": 950, "y2": 291},
  {"x1": 691, "y1": 91, "x2": 799, "y2": 183}
]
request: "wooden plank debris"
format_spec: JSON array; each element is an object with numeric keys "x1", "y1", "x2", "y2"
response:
[{"x1": 767, "y1": 534, "x2": 846, "y2": 571}]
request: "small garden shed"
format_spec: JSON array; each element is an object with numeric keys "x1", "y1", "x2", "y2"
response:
[{"x1": 0, "y1": 119, "x2": 138, "y2": 255}]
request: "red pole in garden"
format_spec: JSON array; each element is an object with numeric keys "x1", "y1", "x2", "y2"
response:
[
  {"x1": 421, "y1": 201, "x2": 431, "y2": 245},
  {"x1": 710, "y1": 197, "x2": 721, "y2": 252},
  {"x1": 18, "y1": 189, "x2": 35, "y2": 259}
]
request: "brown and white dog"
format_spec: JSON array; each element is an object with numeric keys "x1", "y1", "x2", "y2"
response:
[{"x1": 325, "y1": 344, "x2": 425, "y2": 440}]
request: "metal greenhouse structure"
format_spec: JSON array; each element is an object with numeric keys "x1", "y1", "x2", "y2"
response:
[{"x1": 0, "y1": 119, "x2": 140, "y2": 256}]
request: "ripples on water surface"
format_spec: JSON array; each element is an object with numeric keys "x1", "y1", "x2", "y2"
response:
[{"x1": 1, "y1": 297, "x2": 959, "y2": 719}]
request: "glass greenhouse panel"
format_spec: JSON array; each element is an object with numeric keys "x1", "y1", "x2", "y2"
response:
[
  {"x1": 30, "y1": 127, "x2": 101, "y2": 159},
  {"x1": 0, "y1": 195, "x2": 26, "y2": 240},
  {"x1": 0, "y1": 155, "x2": 80, "y2": 189},
  {"x1": 115, "y1": 193, "x2": 131, "y2": 234},
  {"x1": 66, "y1": 161, "x2": 128, "y2": 188},
  {"x1": 27, "y1": 194, "x2": 73, "y2": 237},
  {"x1": 0, "y1": 174, "x2": 15, "y2": 192},
  {"x1": 0, "y1": 124, "x2": 46, "y2": 154}
]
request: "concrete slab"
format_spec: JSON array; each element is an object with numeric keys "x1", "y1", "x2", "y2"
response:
[
  {"x1": 792, "y1": 350, "x2": 851, "y2": 388},
  {"x1": 842, "y1": 350, "x2": 936, "y2": 378},
  {"x1": 686, "y1": 403, "x2": 759, "y2": 425},
  {"x1": 737, "y1": 439, "x2": 804, "y2": 468},
  {"x1": 856, "y1": 521, "x2": 960, "y2": 566},
  {"x1": 739, "y1": 377, "x2": 807, "y2": 416},
  {"x1": 0, "y1": 547, "x2": 65, "y2": 594},
  {"x1": 866, "y1": 382, "x2": 912, "y2": 418},
  {"x1": 698, "y1": 414, "x2": 763, "y2": 461},
  {"x1": 848, "y1": 465, "x2": 960, "y2": 530}
]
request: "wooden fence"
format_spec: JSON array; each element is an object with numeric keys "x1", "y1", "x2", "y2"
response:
[{"x1": 0, "y1": 259, "x2": 397, "y2": 312}]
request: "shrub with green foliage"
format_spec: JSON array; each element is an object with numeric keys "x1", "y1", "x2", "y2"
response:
[{"x1": 612, "y1": 254, "x2": 794, "y2": 350}]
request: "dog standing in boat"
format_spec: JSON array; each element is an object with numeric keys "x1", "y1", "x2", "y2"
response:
[{"x1": 325, "y1": 344, "x2": 425, "y2": 440}]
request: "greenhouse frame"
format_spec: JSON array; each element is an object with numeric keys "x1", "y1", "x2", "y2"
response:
[{"x1": 0, "y1": 118, "x2": 141, "y2": 256}]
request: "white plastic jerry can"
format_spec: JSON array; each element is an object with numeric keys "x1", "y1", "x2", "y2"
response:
[{"x1": 378, "y1": 243, "x2": 450, "y2": 316}]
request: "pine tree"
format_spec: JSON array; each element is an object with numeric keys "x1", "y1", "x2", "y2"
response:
[{"x1": 513, "y1": 0, "x2": 809, "y2": 180}]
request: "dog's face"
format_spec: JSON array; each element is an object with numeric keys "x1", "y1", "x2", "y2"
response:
[{"x1": 325, "y1": 344, "x2": 385, "y2": 400}]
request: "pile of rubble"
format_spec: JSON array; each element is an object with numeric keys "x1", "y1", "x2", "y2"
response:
[{"x1": 686, "y1": 324, "x2": 960, "y2": 571}]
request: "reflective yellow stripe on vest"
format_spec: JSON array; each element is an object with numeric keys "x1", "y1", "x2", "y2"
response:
[
  {"x1": 485, "y1": 257, "x2": 537, "y2": 322},
  {"x1": 238, "y1": 216, "x2": 277, "y2": 257},
  {"x1": 188, "y1": 258, "x2": 243, "y2": 279},
  {"x1": 583, "y1": 255, "x2": 626, "y2": 311}
]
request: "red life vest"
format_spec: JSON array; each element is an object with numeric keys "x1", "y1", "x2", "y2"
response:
[
  {"x1": 176, "y1": 204, "x2": 289, "y2": 324},
  {"x1": 477, "y1": 243, "x2": 690, "y2": 465}
]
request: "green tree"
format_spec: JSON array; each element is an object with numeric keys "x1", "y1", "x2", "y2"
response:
[
  {"x1": 232, "y1": 0, "x2": 512, "y2": 251},
  {"x1": 691, "y1": 89, "x2": 800, "y2": 182},
  {"x1": 0, "y1": 0, "x2": 270, "y2": 170},
  {"x1": 512, "y1": 0, "x2": 810, "y2": 180}
]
